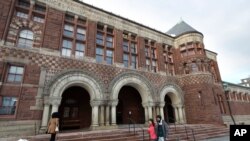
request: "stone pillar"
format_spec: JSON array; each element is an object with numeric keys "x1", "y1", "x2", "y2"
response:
[
  {"x1": 105, "y1": 105, "x2": 110, "y2": 126},
  {"x1": 144, "y1": 106, "x2": 149, "y2": 122},
  {"x1": 173, "y1": 106, "x2": 179, "y2": 123},
  {"x1": 148, "y1": 106, "x2": 153, "y2": 119},
  {"x1": 51, "y1": 104, "x2": 59, "y2": 114},
  {"x1": 110, "y1": 100, "x2": 118, "y2": 126},
  {"x1": 40, "y1": 104, "x2": 50, "y2": 130},
  {"x1": 182, "y1": 106, "x2": 186, "y2": 123},
  {"x1": 178, "y1": 105, "x2": 184, "y2": 123},
  {"x1": 156, "y1": 107, "x2": 160, "y2": 116},
  {"x1": 50, "y1": 97, "x2": 61, "y2": 114},
  {"x1": 100, "y1": 105, "x2": 105, "y2": 126},
  {"x1": 160, "y1": 107, "x2": 164, "y2": 120},
  {"x1": 91, "y1": 100, "x2": 100, "y2": 127},
  {"x1": 228, "y1": 92, "x2": 231, "y2": 101}
]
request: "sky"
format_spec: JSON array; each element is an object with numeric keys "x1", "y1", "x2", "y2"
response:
[{"x1": 80, "y1": 0, "x2": 250, "y2": 84}]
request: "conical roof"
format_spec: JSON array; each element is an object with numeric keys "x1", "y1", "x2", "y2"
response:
[{"x1": 166, "y1": 20, "x2": 200, "y2": 37}]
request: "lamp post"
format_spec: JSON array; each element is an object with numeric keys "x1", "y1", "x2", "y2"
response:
[
  {"x1": 223, "y1": 83, "x2": 236, "y2": 125},
  {"x1": 128, "y1": 111, "x2": 132, "y2": 132}
]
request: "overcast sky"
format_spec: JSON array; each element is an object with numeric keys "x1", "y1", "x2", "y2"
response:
[{"x1": 81, "y1": 0, "x2": 250, "y2": 84}]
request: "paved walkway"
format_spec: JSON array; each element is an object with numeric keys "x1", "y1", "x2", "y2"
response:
[{"x1": 202, "y1": 136, "x2": 229, "y2": 141}]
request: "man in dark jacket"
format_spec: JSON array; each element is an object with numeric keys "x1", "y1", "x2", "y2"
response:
[{"x1": 155, "y1": 115, "x2": 169, "y2": 141}]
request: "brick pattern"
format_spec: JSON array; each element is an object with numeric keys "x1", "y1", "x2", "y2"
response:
[
  {"x1": 114, "y1": 29, "x2": 123, "y2": 64},
  {"x1": 0, "y1": 0, "x2": 12, "y2": 39},
  {"x1": 86, "y1": 20, "x2": 97, "y2": 58},
  {"x1": 156, "y1": 43, "x2": 165, "y2": 72},
  {"x1": 42, "y1": 8, "x2": 63, "y2": 50}
]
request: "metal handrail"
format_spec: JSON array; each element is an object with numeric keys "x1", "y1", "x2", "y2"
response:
[
  {"x1": 167, "y1": 117, "x2": 196, "y2": 141},
  {"x1": 128, "y1": 118, "x2": 145, "y2": 141}
]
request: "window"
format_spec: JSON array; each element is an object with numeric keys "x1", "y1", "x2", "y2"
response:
[
  {"x1": 146, "y1": 59, "x2": 150, "y2": 71},
  {"x1": 131, "y1": 55, "x2": 137, "y2": 69},
  {"x1": 18, "y1": 0, "x2": 30, "y2": 8},
  {"x1": 64, "y1": 24, "x2": 74, "y2": 37},
  {"x1": 131, "y1": 43, "x2": 136, "y2": 53},
  {"x1": 145, "y1": 47, "x2": 149, "y2": 57},
  {"x1": 76, "y1": 28, "x2": 86, "y2": 40},
  {"x1": 191, "y1": 63, "x2": 199, "y2": 72},
  {"x1": 17, "y1": 30, "x2": 33, "y2": 48},
  {"x1": 123, "y1": 54, "x2": 129, "y2": 67},
  {"x1": 61, "y1": 40, "x2": 72, "y2": 57},
  {"x1": 151, "y1": 48, "x2": 156, "y2": 58},
  {"x1": 152, "y1": 60, "x2": 157, "y2": 72},
  {"x1": 0, "y1": 97, "x2": 17, "y2": 115},
  {"x1": 123, "y1": 40, "x2": 129, "y2": 52},
  {"x1": 7, "y1": 66, "x2": 24, "y2": 83},
  {"x1": 106, "y1": 50, "x2": 113, "y2": 65},
  {"x1": 106, "y1": 35, "x2": 113, "y2": 48},
  {"x1": 75, "y1": 43, "x2": 85, "y2": 58},
  {"x1": 16, "y1": 11, "x2": 28, "y2": 19},
  {"x1": 34, "y1": 4, "x2": 46, "y2": 12},
  {"x1": 33, "y1": 16, "x2": 44, "y2": 23},
  {"x1": 96, "y1": 47, "x2": 103, "y2": 63},
  {"x1": 96, "y1": 32, "x2": 104, "y2": 45}
]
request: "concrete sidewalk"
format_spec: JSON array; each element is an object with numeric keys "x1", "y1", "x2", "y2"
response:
[{"x1": 202, "y1": 136, "x2": 229, "y2": 141}]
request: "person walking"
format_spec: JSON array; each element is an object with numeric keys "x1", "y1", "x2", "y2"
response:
[
  {"x1": 47, "y1": 112, "x2": 60, "y2": 141},
  {"x1": 148, "y1": 119, "x2": 157, "y2": 141},
  {"x1": 155, "y1": 115, "x2": 169, "y2": 141}
]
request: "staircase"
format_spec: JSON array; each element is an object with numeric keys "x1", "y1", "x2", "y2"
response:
[{"x1": 6, "y1": 124, "x2": 229, "y2": 141}]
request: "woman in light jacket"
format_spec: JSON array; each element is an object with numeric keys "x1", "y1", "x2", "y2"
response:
[
  {"x1": 47, "y1": 112, "x2": 59, "y2": 141},
  {"x1": 148, "y1": 119, "x2": 157, "y2": 141}
]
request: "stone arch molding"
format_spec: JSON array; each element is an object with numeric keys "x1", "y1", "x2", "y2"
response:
[
  {"x1": 109, "y1": 71, "x2": 154, "y2": 104},
  {"x1": 159, "y1": 83, "x2": 184, "y2": 105},
  {"x1": 48, "y1": 70, "x2": 104, "y2": 104}
]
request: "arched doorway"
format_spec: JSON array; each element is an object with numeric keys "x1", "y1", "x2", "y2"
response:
[
  {"x1": 116, "y1": 86, "x2": 145, "y2": 124},
  {"x1": 59, "y1": 86, "x2": 91, "y2": 130},
  {"x1": 164, "y1": 95, "x2": 175, "y2": 123}
]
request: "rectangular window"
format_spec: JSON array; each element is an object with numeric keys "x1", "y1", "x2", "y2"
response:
[
  {"x1": 131, "y1": 43, "x2": 137, "y2": 53},
  {"x1": 151, "y1": 48, "x2": 156, "y2": 59},
  {"x1": 123, "y1": 54, "x2": 129, "y2": 67},
  {"x1": 145, "y1": 47, "x2": 149, "y2": 57},
  {"x1": 33, "y1": 16, "x2": 44, "y2": 23},
  {"x1": 131, "y1": 55, "x2": 137, "y2": 69},
  {"x1": 106, "y1": 50, "x2": 113, "y2": 65},
  {"x1": 152, "y1": 60, "x2": 157, "y2": 72},
  {"x1": 146, "y1": 59, "x2": 150, "y2": 71},
  {"x1": 0, "y1": 97, "x2": 17, "y2": 115},
  {"x1": 34, "y1": 4, "x2": 46, "y2": 12},
  {"x1": 96, "y1": 32, "x2": 104, "y2": 45},
  {"x1": 7, "y1": 66, "x2": 24, "y2": 83},
  {"x1": 75, "y1": 43, "x2": 85, "y2": 58},
  {"x1": 62, "y1": 40, "x2": 72, "y2": 57},
  {"x1": 76, "y1": 28, "x2": 86, "y2": 40},
  {"x1": 18, "y1": 0, "x2": 30, "y2": 8},
  {"x1": 106, "y1": 35, "x2": 113, "y2": 48},
  {"x1": 123, "y1": 40, "x2": 129, "y2": 52},
  {"x1": 96, "y1": 47, "x2": 103, "y2": 63},
  {"x1": 64, "y1": 24, "x2": 74, "y2": 37},
  {"x1": 16, "y1": 11, "x2": 28, "y2": 19}
]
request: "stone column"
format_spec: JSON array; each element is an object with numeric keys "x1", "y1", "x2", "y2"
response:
[
  {"x1": 51, "y1": 104, "x2": 59, "y2": 114},
  {"x1": 40, "y1": 104, "x2": 50, "y2": 130},
  {"x1": 91, "y1": 100, "x2": 100, "y2": 127},
  {"x1": 160, "y1": 107, "x2": 164, "y2": 120},
  {"x1": 100, "y1": 105, "x2": 105, "y2": 126},
  {"x1": 178, "y1": 105, "x2": 184, "y2": 123},
  {"x1": 148, "y1": 106, "x2": 153, "y2": 119},
  {"x1": 50, "y1": 97, "x2": 61, "y2": 114},
  {"x1": 110, "y1": 100, "x2": 118, "y2": 126},
  {"x1": 105, "y1": 105, "x2": 110, "y2": 126},
  {"x1": 173, "y1": 105, "x2": 179, "y2": 123},
  {"x1": 156, "y1": 107, "x2": 160, "y2": 116},
  {"x1": 144, "y1": 106, "x2": 149, "y2": 122},
  {"x1": 228, "y1": 92, "x2": 231, "y2": 101},
  {"x1": 182, "y1": 106, "x2": 186, "y2": 123}
]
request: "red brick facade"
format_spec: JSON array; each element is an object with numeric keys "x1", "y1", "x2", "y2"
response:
[{"x1": 0, "y1": 0, "x2": 249, "y2": 136}]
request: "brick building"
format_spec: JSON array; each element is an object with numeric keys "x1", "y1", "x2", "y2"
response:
[{"x1": 0, "y1": 0, "x2": 249, "y2": 136}]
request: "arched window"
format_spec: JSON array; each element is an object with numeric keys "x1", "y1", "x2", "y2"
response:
[
  {"x1": 17, "y1": 30, "x2": 34, "y2": 48},
  {"x1": 191, "y1": 62, "x2": 199, "y2": 72}
]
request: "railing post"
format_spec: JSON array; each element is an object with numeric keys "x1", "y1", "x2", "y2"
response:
[
  {"x1": 192, "y1": 129, "x2": 196, "y2": 141},
  {"x1": 185, "y1": 126, "x2": 188, "y2": 139}
]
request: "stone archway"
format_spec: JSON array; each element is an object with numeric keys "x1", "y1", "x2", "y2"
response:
[
  {"x1": 159, "y1": 84, "x2": 185, "y2": 123},
  {"x1": 40, "y1": 70, "x2": 104, "y2": 130},
  {"x1": 109, "y1": 72, "x2": 154, "y2": 125}
]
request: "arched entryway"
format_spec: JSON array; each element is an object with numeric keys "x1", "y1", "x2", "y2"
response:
[
  {"x1": 164, "y1": 95, "x2": 175, "y2": 123},
  {"x1": 116, "y1": 86, "x2": 145, "y2": 124},
  {"x1": 59, "y1": 86, "x2": 91, "y2": 130}
]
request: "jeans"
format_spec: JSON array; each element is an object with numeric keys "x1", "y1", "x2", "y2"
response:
[
  {"x1": 158, "y1": 137, "x2": 165, "y2": 141},
  {"x1": 50, "y1": 133, "x2": 56, "y2": 141}
]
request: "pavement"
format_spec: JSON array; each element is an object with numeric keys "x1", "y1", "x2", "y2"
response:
[{"x1": 202, "y1": 136, "x2": 229, "y2": 141}]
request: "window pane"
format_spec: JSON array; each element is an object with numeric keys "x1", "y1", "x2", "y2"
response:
[
  {"x1": 77, "y1": 28, "x2": 86, "y2": 34},
  {"x1": 131, "y1": 55, "x2": 136, "y2": 62},
  {"x1": 106, "y1": 41, "x2": 113, "y2": 48},
  {"x1": 62, "y1": 48, "x2": 71, "y2": 57},
  {"x1": 62, "y1": 40, "x2": 72, "y2": 49},
  {"x1": 106, "y1": 36, "x2": 113, "y2": 42},
  {"x1": 106, "y1": 57, "x2": 113, "y2": 65},
  {"x1": 16, "y1": 67, "x2": 24, "y2": 74},
  {"x1": 77, "y1": 33, "x2": 85, "y2": 40},
  {"x1": 76, "y1": 51, "x2": 84, "y2": 57},
  {"x1": 16, "y1": 12, "x2": 28, "y2": 19},
  {"x1": 7, "y1": 74, "x2": 15, "y2": 82},
  {"x1": 9, "y1": 66, "x2": 17, "y2": 73},
  {"x1": 76, "y1": 43, "x2": 85, "y2": 51},
  {"x1": 96, "y1": 33, "x2": 103, "y2": 39},
  {"x1": 123, "y1": 54, "x2": 128, "y2": 61},
  {"x1": 96, "y1": 48, "x2": 103, "y2": 55},
  {"x1": 64, "y1": 25, "x2": 74, "y2": 31},
  {"x1": 33, "y1": 16, "x2": 44, "y2": 23},
  {"x1": 15, "y1": 75, "x2": 22, "y2": 82},
  {"x1": 106, "y1": 50, "x2": 113, "y2": 57},
  {"x1": 123, "y1": 41, "x2": 129, "y2": 51},
  {"x1": 96, "y1": 55, "x2": 103, "y2": 63}
]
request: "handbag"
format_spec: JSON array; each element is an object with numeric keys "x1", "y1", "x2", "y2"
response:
[{"x1": 55, "y1": 126, "x2": 59, "y2": 132}]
